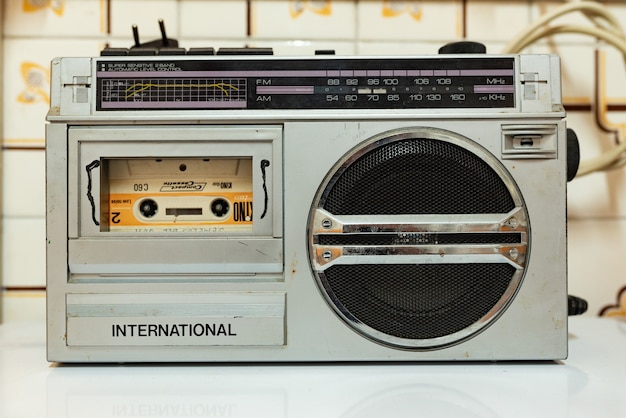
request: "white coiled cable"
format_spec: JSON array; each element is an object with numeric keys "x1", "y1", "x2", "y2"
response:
[{"x1": 503, "y1": 1, "x2": 626, "y2": 176}]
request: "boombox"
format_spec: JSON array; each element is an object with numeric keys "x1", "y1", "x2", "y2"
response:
[{"x1": 46, "y1": 48, "x2": 571, "y2": 362}]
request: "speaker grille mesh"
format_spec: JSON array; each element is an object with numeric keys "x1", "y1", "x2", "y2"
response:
[
  {"x1": 323, "y1": 263, "x2": 516, "y2": 340},
  {"x1": 322, "y1": 138, "x2": 515, "y2": 215},
  {"x1": 311, "y1": 132, "x2": 525, "y2": 348}
]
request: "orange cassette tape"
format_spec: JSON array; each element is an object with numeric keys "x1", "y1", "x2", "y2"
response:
[{"x1": 102, "y1": 157, "x2": 253, "y2": 232}]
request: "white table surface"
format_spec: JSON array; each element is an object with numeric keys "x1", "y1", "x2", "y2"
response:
[{"x1": 1, "y1": 316, "x2": 624, "y2": 418}]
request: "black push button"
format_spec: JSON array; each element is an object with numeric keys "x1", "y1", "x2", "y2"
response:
[
  {"x1": 158, "y1": 47, "x2": 186, "y2": 55},
  {"x1": 128, "y1": 47, "x2": 158, "y2": 56},
  {"x1": 217, "y1": 47, "x2": 273, "y2": 55},
  {"x1": 187, "y1": 47, "x2": 216, "y2": 55},
  {"x1": 100, "y1": 48, "x2": 129, "y2": 56},
  {"x1": 438, "y1": 41, "x2": 487, "y2": 54}
]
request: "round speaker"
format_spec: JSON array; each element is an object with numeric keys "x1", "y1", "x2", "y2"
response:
[{"x1": 308, "y1": 127, "x2": 528, "y2": 349}]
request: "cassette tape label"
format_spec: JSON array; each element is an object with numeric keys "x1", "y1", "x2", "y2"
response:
[
  {"x1": 102, "y1": 157, "x2": 253, "y2": 232},
  {"x1": 160, "y1": 181, "x2": 207, "y2": 192}
]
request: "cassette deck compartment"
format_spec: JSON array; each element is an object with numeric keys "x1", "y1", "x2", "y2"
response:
[{"x1": 66, "y1": 125, "x2": 283, "y2": 276}]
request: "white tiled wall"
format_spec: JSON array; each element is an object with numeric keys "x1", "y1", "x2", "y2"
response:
[
  {"x1": 2, "y1": 0, "x2": 626, "y2": 321},
  {"x1": 0, "y1": 3, "x2": 3, "y2": 319}
]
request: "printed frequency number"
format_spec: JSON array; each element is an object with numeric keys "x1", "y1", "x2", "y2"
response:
[{"x1": 322, "y1": 77, "x2": 475, "y2": 103}]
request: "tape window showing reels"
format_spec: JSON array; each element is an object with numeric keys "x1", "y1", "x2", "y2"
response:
[{"x1": 308, "y1": 127, "x2": 529, "y2": 349}]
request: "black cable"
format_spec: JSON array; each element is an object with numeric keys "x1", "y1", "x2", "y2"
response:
[
  {"x1": 86, "y1": 160, "x2": 101, "y2": 226},
  {"x1": 568, "y1": 295, "x2": 588, "y2": 316},
  {"x1": 260, "y1": 159, "x2": 270, "y2": 220}
]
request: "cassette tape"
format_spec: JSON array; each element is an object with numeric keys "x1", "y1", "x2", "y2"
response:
[{"x1": 102, "y1": 157, "x2": 253, "y2": 232}]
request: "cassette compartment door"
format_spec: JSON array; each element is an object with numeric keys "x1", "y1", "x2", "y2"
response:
[{"x1": 67, "y1": 125, "x2": 282, "y2": 276}]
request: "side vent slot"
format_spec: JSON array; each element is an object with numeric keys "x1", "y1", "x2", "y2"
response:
[{"x1": 502, "y1": 124, "x2": 557, "y2": 159}]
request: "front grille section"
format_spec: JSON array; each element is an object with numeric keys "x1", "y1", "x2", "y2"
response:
[
  {"x1": 322, "y1": 263, "x2": 516, "y2": 340},
  {"x1": 318, "y1": 232, "x2": 523, "y2": 246},
  {"x1": 322, "y1": 138, "x2": 516, "y2": 215},
  {"x1": 309, "y1": 129, "x2": 529, "y2": 349}
]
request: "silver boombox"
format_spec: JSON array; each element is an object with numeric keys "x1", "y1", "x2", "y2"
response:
[{"x1": 46, "y1": 49, "x2": 569, "y2": 362}]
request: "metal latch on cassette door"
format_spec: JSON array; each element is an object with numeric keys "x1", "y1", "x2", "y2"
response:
[
  {"x1": 520, "y1": 72, "x2": 547, "y2": 101},
  {"x1": 64, "y1": 76, "x2": 91, "y2": 103}
]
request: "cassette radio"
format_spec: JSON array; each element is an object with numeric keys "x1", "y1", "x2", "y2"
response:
[{"x1": 47, "y1": 46, "x2": 572, "y2": 362}]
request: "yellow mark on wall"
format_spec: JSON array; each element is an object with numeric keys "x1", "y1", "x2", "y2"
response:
[
  {"x1": 382, "y1": 1, "x2": 423, "y2": 20},
  {"x1": 289, "y1": 0, "x2": 332, "y2": 19},
  {"x1": 18, "y1": 62, "x2": 50, "y2": 104},
  {"x1": 100, "y1": 0, "x2": 107, "y2": 33},
  {"x1": 3, "y1": 138, "x2": 46, "y2": 147},
  {"x1": 599, "y1": 286, "x2": 626, "y2": 319},
  {"x1": 3, "y1": 290, "x2": 46, "y2": 299},
  {"x1": 23, "y1": 0, "x2": 65, "y2": 16},
  {"x1": 595, "y1": 50, "x2": 626, "y2": 140}
]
